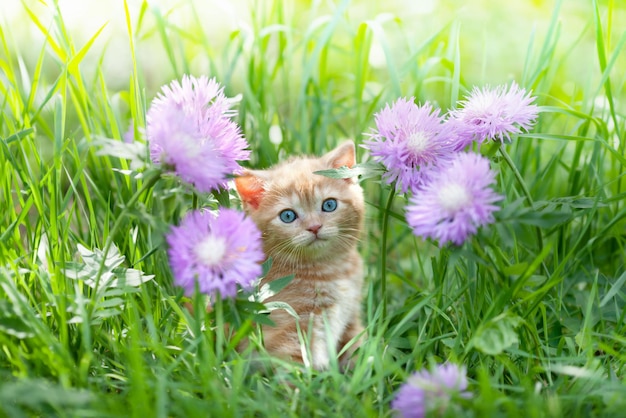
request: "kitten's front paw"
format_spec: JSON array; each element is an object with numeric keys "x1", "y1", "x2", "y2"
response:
[{"x1": 338, "y1": 324, "x2": 366, "y2": 370}]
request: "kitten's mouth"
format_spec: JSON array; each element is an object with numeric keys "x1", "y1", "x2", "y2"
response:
[
  {"x1": 305, "y1": 236, "x2": 327, "y2": 247},
  {"x1": 292, "y1": 233, "x2": 331, "y2": 249}
]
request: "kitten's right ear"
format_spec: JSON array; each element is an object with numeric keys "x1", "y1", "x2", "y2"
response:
[
  {"x1": 325, "y1": 140, "x2": 356, "y2": 169},
  {"x1": 235, "y1": 171, "x2": 265, "y2": 210}
]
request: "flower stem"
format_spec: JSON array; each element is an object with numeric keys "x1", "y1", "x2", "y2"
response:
[
  {"x1": 499, "y1": 147, "x2": 535, "y2": 206},
  {"x1": 499, "y1": 147, "x2": 549, "y2": 275},
  {"x1": 214, "y1": 294, "x2": 224, "y2": 361},
  {"x1": 380, "y1": 186, "x2": 396, "y2": 320}
]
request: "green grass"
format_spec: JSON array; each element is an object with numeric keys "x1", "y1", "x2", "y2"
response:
[{"x1": 1, "y1": 0, "x2": 626, "y2": 416}]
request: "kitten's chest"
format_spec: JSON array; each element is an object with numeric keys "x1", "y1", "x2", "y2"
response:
[
  {"x1": 313, "y1": 275, "x2": 361, "y2": 337},
  {"x1": 264, "y1": 250, "x2": 364, "y2": 329},
  {"x1": 312, "y1": 274, "x2": 361, "y2": 310},
  {"x1": 292, "y1": 252, "x2": 362, "y2": 301}
]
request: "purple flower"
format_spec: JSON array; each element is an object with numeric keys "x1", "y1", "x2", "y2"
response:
[
  {"x1": 406, "y1": 152, "x2": 502, "y2": 246},
  {"x1": 391, "y1": 382, "x2": 426, "y2": 418},
  {"x1": 147, "y1": 105, "x2": 229, "y2": 193},
  {"x1": 449, "y1": 82, "x2": 539, "y2": 144},
  {"x1": 166, "y1": 208, "x2": 264, "y2": 299},
  {"x1": 392, "y1": 363, "x2": 470, "y2": 418},
  {"x1": 443, "y1": 117, "x2": 476, "y2": 152},
  {"x1": 123, "y1": 122, "x2": 135, "y2": 144},
  {"x1": 146, "y1": 75, "x2": 250, "y2": 192},
  {"x1": 363, "y1": 98, "x2": 462, "y2": 194},
  {"x1": 411, "y1": 363, "x2": 470, "y2": 395}
]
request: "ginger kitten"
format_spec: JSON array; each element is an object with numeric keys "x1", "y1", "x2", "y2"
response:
[{"x1": 235, "y1": 141, "x2": 365, "y2": 370}]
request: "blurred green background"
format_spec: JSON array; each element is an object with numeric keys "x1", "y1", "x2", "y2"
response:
[{"x1": 2, "y1": 0, "x2": 624, "y2": 113}]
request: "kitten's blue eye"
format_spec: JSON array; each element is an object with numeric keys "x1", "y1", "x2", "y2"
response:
[
  {"x1": 279, "y1": 209, "x2": 297, "y2": 223},
  {"x1": 322, "y1": 198, "x2": 337, "y2": 212}
]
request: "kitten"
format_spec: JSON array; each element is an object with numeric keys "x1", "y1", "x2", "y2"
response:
[{"x1": 235, "y1": 141, "x2": 365, "y2": 370}]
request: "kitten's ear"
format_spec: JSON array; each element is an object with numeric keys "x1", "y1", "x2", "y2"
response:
[
  {"x1": 235, "y1": 171, "x2": 265, "y2": 210},
  {"x1": 325, "y1": 140, "x2": 356, "y2": 169}
]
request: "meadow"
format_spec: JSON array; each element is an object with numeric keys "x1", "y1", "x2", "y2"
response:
[{"x1": 1, "y1": 0, "x2": 625, "y2": 416}]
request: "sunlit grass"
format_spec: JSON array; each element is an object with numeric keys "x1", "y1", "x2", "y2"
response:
[{"x1": 1, "y1": 0, "x2": 625, "y2": 416}]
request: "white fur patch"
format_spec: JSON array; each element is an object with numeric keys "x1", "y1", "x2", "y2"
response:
[{"x1": 310, "y1": 275, "x2": 361, "y2": 369}]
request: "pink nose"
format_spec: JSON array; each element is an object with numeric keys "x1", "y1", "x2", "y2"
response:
[{"x1": 307, "y1": 224, "x2": 322, "y2": 235}]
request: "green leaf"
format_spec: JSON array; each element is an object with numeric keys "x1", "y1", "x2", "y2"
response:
[
  {"x1": 263, "y1": 301, "x2": 299, "y2": 319},
  {"x1": 95, "y1": 298, "x2": 125, "y2": 309},
  {"x1": 257, "y1": 274, "x2": 295, "y2": 301},
  {"x1": 93, "y1": 137, "x2": 148, "y2": 171},
  {"x1": 502, "y1": 262, "x2": 529, "y2": 276},
  {"x1": 314, "y1": 161, "x2": 385, "y2": 182},
  {"x1": 266, "y1": 274, "x2": 295, "y2": 294},
  {"x1": 0, "y1": 317, "x2": 35, "y2": 339},
  {"x1": 553, "y1": 198, "x2": 605, "y2": 209},
  {"x1": 470, "y1": 313, "x2": 523, "y2": 355},
  {"x1": 111, "y1": 268, "x2": 155, "y2": 287},
  {"x1": 261, "y1": 258, "x2": 273, "y2": 277},
  {"x1": 3, "y1": 128, "x2": 34, "y2": 144},
  {"x1": 250, "y1": 313, "x2": 275, "y2": 327},
  {"x1": 498, "y1": 198, "x2": 574, "y2": 228},
  {"x1": 78, "y1": 243, "x2": 125, "y2": 271},
  {"x1": 599, "y1": 271, "x2": 626, "y2": 308},
  {"x1": 67, "y1": 22, "x2": 108, "y2": 74},
  {"x1": 64, "y1": 244, "x2": 153, "y2": 290},
  {"x1": 0, "y1": 379, "x2": 93, "y2": 412},
  {"x1": 0, "y1": 298, "x2": 35, "y2": 339}
]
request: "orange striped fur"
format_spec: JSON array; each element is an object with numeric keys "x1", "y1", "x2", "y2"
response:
[{"x1": 235, "y1": 141, "x2": 365, "y2": 369}]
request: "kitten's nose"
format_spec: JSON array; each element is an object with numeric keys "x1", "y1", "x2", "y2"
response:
[{"x1": 307, "y1": 224, "x2": 322, "y2": 235}]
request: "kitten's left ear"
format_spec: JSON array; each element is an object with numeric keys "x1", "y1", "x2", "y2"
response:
[{"x1": 325, "y1": 140, "x2": 356, "y2": 169}]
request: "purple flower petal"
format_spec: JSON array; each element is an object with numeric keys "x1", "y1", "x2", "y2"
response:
[
  {"x1": 363, "y1": 98, "x2": 464, "y2": 193},
  {"x1": 166, "y1": 208, "x2": 265, "y2": 299},
  {"x1": 449, "y1": 82, "x2": 539, "y2": 144},
  {"x1": 146, "y1": 75, "x2": 250, "y2": 192},
  {"x1": 391, "y1": 382, "x2": 426, "y2": 418},
  {"x1": 392, "y1": 363, "x2": 471, "y2": 418},
  {"x1": 406, "y1": 152, "x2": 502, "y2": 246}
]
